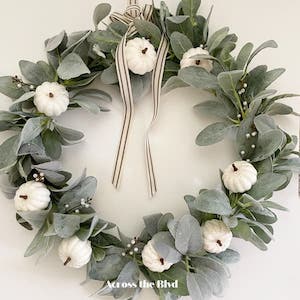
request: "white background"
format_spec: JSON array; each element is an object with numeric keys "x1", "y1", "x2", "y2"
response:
[{"x1": 0, "y1": 0, "x2": 299, "y2": 299}]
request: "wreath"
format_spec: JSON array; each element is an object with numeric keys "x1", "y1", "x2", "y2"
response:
[{"x1": 0, "y1": 0, "x2": 299, "y2": 299}]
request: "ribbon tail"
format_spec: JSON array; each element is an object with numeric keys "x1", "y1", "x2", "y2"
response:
[
  {"x1": 112, "y1": 32, "x2": 135, "y2": 189},
  {"x1": 145, "y1": 34, "x2": 169, "y2": 197}
]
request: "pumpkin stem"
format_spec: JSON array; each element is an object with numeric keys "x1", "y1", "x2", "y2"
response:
[
  {"x1": 19, "y1": 195, "x2": 28, "y2": 200},
  {"x1": 49, "y1": 92, "x2": 54, "y2": 98},
  {"x1": 195, "y1": 60, "x2": 201, "y2": 65},
  {"x1": 217, "y1": 240, "x2": 223, "y2": 247},
  {"x1": 159, "y1": 258, "x2": 165, "y2": 265},
  {"x1": 141, "y1": 48, "x2": 148, "y2": 54},
  {"x1": 64, "y1": 257, "x2": 72, "y2": 266},
  {"x1": 232, "y1": 163, "x2": 238, "y2": 172}
]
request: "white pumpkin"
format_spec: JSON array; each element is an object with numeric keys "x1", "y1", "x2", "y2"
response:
[
  {"x1": 142, "y1": 240, "x2": 173, "y2": 273},
  {"x1": 222, "y1": 161, "x2": 258, "y2": 193},
  {"x1": 202, "y1": 220, "x2": 233, "y2": 254},
  {"x1": 34, "y1": 82, "x2": 69, "y2": 117},
  {"x1": 180, "y1": 47, "x2": 213, "y2": 72},
  {"x1": 14, "y1": 181, "x2": 51, "y2": 212},
  {"x1": 125, "y1": 37, "x2": 157, "y2": 75},
  {"x1": 58, "y1": 236, "x2": 92, "y2": 268}
]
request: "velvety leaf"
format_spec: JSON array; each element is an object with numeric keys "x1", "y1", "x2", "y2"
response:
[
  {"x1": 236, "y1": 42, "x2": 254, "y2": 70},
  {"x1": 196, "y1": 122, "x2": 234, "y2": 146},
  {"x1": 134, "y1": 19, "x2": 162, "y2": 48},
  {"x1": 0, "y1": 76, "x2": 25, "y2": 99},
  {"x1": 162, "y1": 76, "x2": 189, "y2": 94},
  {"x1": 53, "y1": 213, "x2": 81, "y2": 238},
  {"x1": 178, "y1": 67, "x2": 218, "y2": 89},
  {"x1": 57, "y1": 53, "x2": 90, "y2": 80},
  {"x1": 248, "y1": 172, "x2": 287, "y2": 199},
  {"x1": 207, "y1": 27, "x2": 229, "y2": 53},
  {"x1": 0, "y1": 135, "x2": 18, "y2": 172},
  {"x1": 170, "y1": 31, "x2": 193, "y2": 60},
  {"x1": 93, "y1": 3, "x2": 111, "y2": 28},
  {"x1": 194, "y1": 189, "x2": 232, "y2": 215}
]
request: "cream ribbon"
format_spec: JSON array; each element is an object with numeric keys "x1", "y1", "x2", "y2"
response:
[{"x1": 111, "y1": 0, "x2": 169, "y2": 197}]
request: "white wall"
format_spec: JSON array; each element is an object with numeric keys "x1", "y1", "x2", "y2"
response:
[{"x1": 0, "y1": 0, "x2": 299, "y2": 299}]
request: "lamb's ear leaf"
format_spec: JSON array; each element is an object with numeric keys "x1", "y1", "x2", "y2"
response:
[
  {"x1": 134, "y1": 19, "x2": 162, "y2": 48},
  {"x1": 170, "y1": 31, "x2": 193, "y2": 60},
  {"x1": 0, "y1": 76, "x2": 25, "y2": 99},
  {"x1": 93, "y1": 3, "x2": 111, "y2": 29},
  {"x1": 245, "y1": 40, "x2": 278, "y2": 70},
  {"x1": 196, "y1": 122, "x2": 235, "y2": 146},
  {"x1": 57, "y1": 53, "x2": 90, "y2": 80}
]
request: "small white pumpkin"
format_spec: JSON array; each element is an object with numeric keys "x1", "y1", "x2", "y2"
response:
[
  {"x1": 14, "y1": 181, "x2": 51, "y2": 212},
  {"x1": 222, "y1": 161, "x2": 258, "y2": 193},
  {"x1": 58, "y1": 236, "x2": 92, "y2": 268},
  {"x1": 142, "y1": 240, "x2": 173, "y2": 273},
  {"x1": 180, "y1": 47, "x2": 213, "y2": 72},
  {"x1": 125, "y1": 37, "x2": 157, "y2": 75},
  {"x1": 34, "y1": 82, "x2": 69, "y2": 117},
  {"x1": 202, "y1": 219, "x2": 233, "y2": 254}
]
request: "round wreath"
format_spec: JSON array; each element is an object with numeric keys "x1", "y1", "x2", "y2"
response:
[{"x1": 0, "y1": 1, "x2": 299, "y2": 299}]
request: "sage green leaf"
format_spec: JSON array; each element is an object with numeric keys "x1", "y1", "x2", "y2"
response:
[
  {"x1": 203, "y1": 6, "x2": 213, "y2": 42},
  {"x1": 0, "y1": 76, "x2": 25, "y2": 99},
  {"x1": 236, "y1": 42, "x2": 254, "y2": 70},
  {"x1": 148, "y1": 264, "x2": 189, "y2": 296},
  {"x1": 254, "y1": 114, "x2": 276, "y2": 133},
  {"x1": 178, "y1": 67, "x2": 218, "y2": 89},
  {"x1": 17, "y1": 117, "x2": 46, "y2": 151},
  {"x1": 181, "y1": 0, "x2": 201, "y2": 18},
  {"x1": 58, "y1": 176, "x2": 97, "y2": 211},
  {"x1": 173, "y1": 215, "x2": 203, "y2": 255},
  {"x1": 239, "y1": 217, "x2": 274, "y2": 241},
  {"x1": 53, "y1": 213, "x2": 81, "y2": 238},
  {"x1": 61, "y1": 30, "x2": 91, "y2": 59},
  {"x1": 112, "y1": 261, "x2": 140, "y2": 299},
  {"x1": 162, "y1": 76, "x2": 189, "y2": 94},
  {"x1": 19, "y1": 60, "x2": 55, "y2": 85},
  {"x1": 76, "y1": 216, "x2": 99, "y2": 241},
  {"x1": 101, "y1": 64, "x2": 118, "y2": 84},
  {"x1": 194, "y1": 189, "x2": 232, "y2": 215},
  {"x1": 134, "y1": 19, "x2": 162, "y2": 48},
  {"x1": 196, "y1": 122, "x2": 234, "y2": 146},
  {"x1": 54, "y1": 123, "x2": 84, "y2": 143},
  {"x1": 187, "y1": 273, "x2": 211, "y2": 300},
  {"x1": 215, "y1": 249, "x2": 240, "y2": 264},
  {"x1": 245, "y1": 40, "x2": 278, "y2": 70},
  {"x1": 217, "y1": 70, "x2": 243, "y2": 102},
  {"x1": 170, "y1": 32, "x2": 193, "y2": 60},
  {"x1": 143, "y1": 213, "x2": 163, "y2": 236},
  {"x1": 268, "y1": 93, "x2": 299, "y2": 103},
  {"x1": 261, "y1": 200, "x2": 288, "y2": 212},
  {"x1": 152, "y1": 232, "x2": 182, "y2": 264},
  {"x1": 0, "y1": 135, "x2": 18, "y2": 172},
  {"x1": 9, "y1": 91, "x2": 35, "y2": 112},
  {"x1": 93, "y1": 3, "x2": 111, "y2": 28},
  {"x1": 207, "y1": 27, "x2": 229, "y2": 53},
  {"x1": 192, "y1": 256, "x2": 230, "y2": 281},
  {"x1": 18, "y1": 204, "x2": 51, "y2": 229},
  {"x1": 252, "y1": 130, "x2": 283, "y2": 162},
  {"x1": 89, "y1": 254, "x2": 129, "y2": 281},
  {"x1": 194, "y1": 101, "x2": 229, "y2": 119},
  {"x1": 248, "y1": 172, "x2": 287, "y2": 200},
  {"x1": 42, "y1": 129, "x2": 62, "y2": 159},
  {"x1": 24, "y1": 223, "x2": 56, "y2": 257},
  {"x1": 45, "y1": 30, "x2": 67, "y2": 52},
  {"x1": 158, "y1": 213, "x2": 174, "y2": 232},
  {"x1": 266, "y1": 103, "x2": 293, "y2": 115},
  {"x1": 89, "y1": 30, "x2": 120, "y2": 52},
  {"x1": 274, "y1": 158, "x2": 300, "y2": 173},
  {"x1": 107, "y1": 21, "x2": 128, "y2": 37},
  {"x1": 92, "y1": 247, "x2": 106, "y2": 262},
  {"x1": 57, "y1": 53, "x2": 90, "y2": 80},
  {"x1": 166, "y1": 16, "x2": 193, "y2": 42}
]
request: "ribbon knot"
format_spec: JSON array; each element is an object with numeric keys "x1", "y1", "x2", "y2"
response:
[{"x1": 111, "y1": 0, "x2": 169, "y2": 197}]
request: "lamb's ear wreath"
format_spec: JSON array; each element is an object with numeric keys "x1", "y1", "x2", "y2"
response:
[{"x1": 0, "y1": 0, "x2": 299, "y2": 299}]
